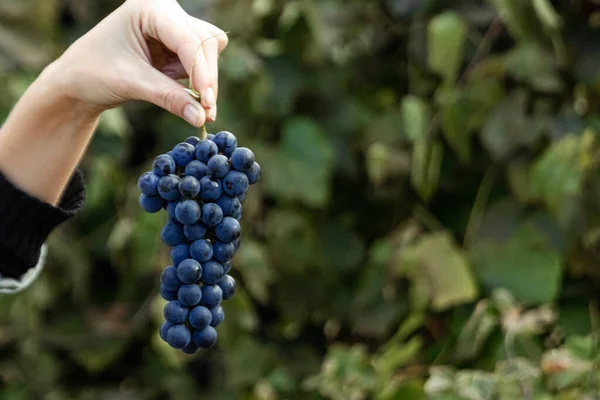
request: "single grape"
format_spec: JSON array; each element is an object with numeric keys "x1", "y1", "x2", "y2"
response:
[
  {"x1": 215, "y1": 217, "x2": 241, "y2": 243},
  {"x1": 139, "y1": 193, "x2": 164, "y2": 213},
  {"x1": 171, "y1": 243, "x2": 190, "y2": 267},
  {"x1": 182, "y1": 341, "x2": 199, "y2": 354},
  {"x1": 185, "y1": 136, "x2": 201, "y2": 146},
  {"x1": 160, "y1": 265, "x2": 182, "y2": 291},
  {"x1": 188, "y1": 305, "x2": 212, "y2": 329},
  {"x1": 233, "y1": 206, "x2": 242, "y2": 221},
  {"x1": 176, "y1": 259, "x2": 202, "y2": 283},
  {"x1": 193, "y1": 325, "x2": 218, "y2": 349},
  {"x1": 237, "y1": 192, "x2": 246, "y2": 202},
  {"x1": 153, "y1": 154, "x2": 177, "y2": 176},
  {"x1": 159, "y1": 321, "x2": 173, "y2": 342},
  {"x1": 215, "y1": 195, "x2": 241, "y2": 217},
  {"x1": 201, "y1": 260, "x2": 224, "y2": 284},
  {"x1": 158, "y1": 174, "x2": 181, "y2": 201},
  {"x1": 207, "y1": 154, "x2": 230, "y2": 178},
  {"x1": 209, "y1": 305, "x2": 225, "y2": 327},
  {"x1": 161, "y1": 220, "x2": 184, "y2": 246},
  {"x1": 167, "y1": 151, "x2": 174, "y2": 159},
  {"x1": 201, "y1": 203, "x2": 224, "y2": 227},
  {"x1": 184, "y1": 222, "x2": 207, "y2": 241},
  {"x1": 179, "y1": 175, "x2": 201, "y2": 198},
  {"x1": 190, "y1": 239, "x2": 213, "y2": 263},
  {"x1": 166, "y1": 200, "x2": 180, "y2": 220},
  {"x1": 213, "y1": 131, "x2": 237, "y2": 156},
  {"x1": 207, "y1": 133, "x2": 215, "y2": 141},
  {"x1": 138, "y1": 171, "x2": 161, "y2": 195},
  {"x1": 199, "y1": 176, "x2": 223, "y2": 201},
  {"x1": 233, "y1": 237, "x2": 241, "y2": 250},
  {"x1": 217, "y1": 274, "x2": 236, "y2": 300},
  {"x1": 160, "y1": 285, "x2": 178, "y2": 301},
  {"x1": 245, "y1": 162, "x2": 261, "y2": 185},
  {"x1": 212, "y1": 241, "x2": 235, "y2": 262},
  {"x1": 231, "y1": 147, "x2": 255, "y2": 172},
  {"x1": 178, "y1": 283, "x2": 202, "y2": 306},
  {"x1": 164, "y1": 300, "x2": 189, "y2": 324},
  {"x1": 172, "y1": 142, "x2": 196, "y2": 167},
  {"x1": 222, "y1": 171, "x2": 249, "y2": 197},
  {"x1": 195, "y1": 139, "x2": 219, "y2": 163},
  {"x1": 167, "y1": 324, "x2": 191, "y2": 349},
  {"x1": 175, "y1": 200, "x2": 201, "y2": 225},
  {"x1": 200, "y1": 284, "x2": 223, "y2": 308},
  {"x1": 185, "y1": 160, "x2": 210, "y2": 180},
  {"x1": 222, "y1": 260, "x2": 232, "y2": 274}
]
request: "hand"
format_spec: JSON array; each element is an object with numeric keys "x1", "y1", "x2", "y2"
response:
[{"x1": 50, "y1": 0, "x2": 228, "y2": 126}]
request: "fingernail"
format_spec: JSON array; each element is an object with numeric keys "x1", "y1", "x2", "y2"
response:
[
  {"x1": 204, "y1": 87, "x2": 216, "y2": 109},
  {"x1": 207, "y1": 107, "x2": 217, "y2": 122},
  {"x1": 183, "y1": 104, "x2": 201, "y2": 126}
]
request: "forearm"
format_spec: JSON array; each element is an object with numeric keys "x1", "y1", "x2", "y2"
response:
[{"x1": 0, "y1": 61, "x2": 101, "y2": 206}]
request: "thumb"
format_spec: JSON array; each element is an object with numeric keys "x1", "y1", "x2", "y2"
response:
[{"x1": 132, "y1": 64, "x2": 206, "y2": 127}]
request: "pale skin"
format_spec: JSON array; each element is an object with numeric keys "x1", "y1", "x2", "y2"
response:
[{"x1": 0, "y1": 0, "x2": 228, "y2": 207}]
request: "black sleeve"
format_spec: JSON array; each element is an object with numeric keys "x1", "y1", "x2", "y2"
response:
[{"x1": 0, "y1": 170, "x2": 86, "y2": 280}]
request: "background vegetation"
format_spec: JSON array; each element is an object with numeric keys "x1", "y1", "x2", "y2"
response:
[{"x1": 2, "y1": 0, "x2": 600, "y2": 398}]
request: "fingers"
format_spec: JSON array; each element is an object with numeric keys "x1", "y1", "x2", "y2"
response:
[{"x1": 133, "y1": 64, "x2": 206, "y2": 128}]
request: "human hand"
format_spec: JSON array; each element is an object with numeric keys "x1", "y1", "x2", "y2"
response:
[{"x1": 48, "y1": 0, "x2": 228, "y2": 127}]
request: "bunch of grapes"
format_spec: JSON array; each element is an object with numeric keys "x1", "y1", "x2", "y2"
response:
[{"x1": 137, "y1": 131, "x2": 260, "y2": 354}]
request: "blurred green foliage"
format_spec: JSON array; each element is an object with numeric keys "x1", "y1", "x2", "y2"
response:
[{"x1": 2, "y1": 0, "x2": 600, "y2": 398}]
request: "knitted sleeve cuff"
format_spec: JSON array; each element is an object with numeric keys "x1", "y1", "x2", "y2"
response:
[{"x1": 0, "y1": 169, "x2": 86, "y2": 280}]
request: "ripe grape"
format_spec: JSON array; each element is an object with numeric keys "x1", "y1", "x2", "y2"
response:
[
  {"x1": 212, "y1": 241, "x2": 235, "y2": 262},
  {"x1": 161, "y1": 220, "x2": 184, "y2": 246},
  {"x1": 139, "y1": 193, "x2": 164, "y2": 213},
  {"x1": 215, "y1": 195, "x2": 241, "y2": 216},
  {"x1": 190, "y1": 239, "x2": 213, "y2": 263},
  {"x1": 172, "y1": 143, "x2": 196, "y2": 167},
  {"x1": 195, "y1": 139, "x2": 218, "y2": 163},
  {"x1": 199, "y1": 176, "x2": 223, "y2": 201},
  {"x1": 207, "y1": 154, "x2": 230, "y2": 178},
  {"x1": 245, "y1": 162, "x2": 261, "y2": 185},
  {"x1": 213, "y1": 131, "x2": 237, "y2": 156},
  {"x1": 215, "y1": 217, "x2": 241, "y2": 243},
  {"x1": 184, "y1": 222, "x2": 207, "y2": 241},
  {"x1": 158, "y1": 174, "x2": 181, "y2": 201},
  {"x1": 222, "y1": 261, "x2": 232, "y2": 274},
  {"x1": 233, "y1": 206, "x2": 242, "y2": 221},
  {"x1": 209, "y1": 305, "x2": 225, "y2": 327},
  {"x1": 200, "y1": 284, "x2": 223, "y2": 308},
  {"x1": 201, "y1": 203, "x2": 224, "y2": 227},
  {"x1": 222, "y1": 171, "x2": 249, "y2": 196},
  {"x1": 166, "y1": 200, "x2": 179, "y2": 220},
  {"x1": 153, "y1": 154, "x2": 176, "y2": 176},
  {"x1": 233, "y1": 237, "x2": 241, "y2": 250},
  {"x1": 176, "y1": 259, "x2": 202, "y2": 283},
  {"x1": 231, "y1": 147, "x2": 255, "y2": 171},
  {"x1": 167, "y1": 325, "x2": 191, "y2": 349},
  {"x1": 160, "y1": 321, "x2": 173, "y2": 341},
  {"x1": 188, "y1": 305, "x2": 212, "y2": 329},
  {"x1": 201, "y1": 260, "x2": 224, "y2": 284},
  {"x1": 164, "y1": 300, "x2": 189, "y2": 324},
  {"x1": 185, "y1": 160, "x2": 210, "y2": 180},
  {"x1": 182, "y1": 341, "x2": 199, "y2": 354},
  {"x1": 175, "y1": 200, "x2": 201, "y2": 225},
  {"x1": 184, "y1": 136, "x2": 201, "y2": 146},
  {"x1": 207, "y1": 133, "x2": 215, "y2": 141},
  {"x1": 138, "y1": 172, "x2": 160, "y2": 195},
  {"x1": 170, "y1": 244, "x2": 190, "y2": 267},
  {"x1": 179, "y1": 175, "x2": 201, "y2": 198},
  {"x1": 217, "y1": 275, "x2": 236, "y2": 300},
  {"x1": 178, "y1": 284, "x2": 202, "y2": 306},
  {"x1": 160, "y1": 286, "x2": 178, "y2": 301},
  {"x1": 237, "y1": 192, "x2": 246, "y2": 202},
  {"x1": 160, "y1": 265, "x2": 181, "y2": 291},
  {"x1": 193, "y1": 326, "x2": 218, "y2": 348}
]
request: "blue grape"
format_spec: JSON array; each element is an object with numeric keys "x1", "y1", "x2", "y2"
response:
[
  {"x1": 177, "y1": 259, "x2": 202, "y2": 283},
  {"x1": 207, "y1": 154, "x2": 230, "y2": 178},
  {"x1": 175, "y1": 200, "x2": 201, "y2": 225},
  {"x1": 216, "y1": 217, "x2": 241, "y2": 243},
  {"x1": 153, "y1": 154, "x2": 176, "y2": 176},
  {"x1": 217, "y1": 274, "x2": 236, "y2": 300},
  {"x1": 184, "y1": 222, "x2": 207, "y2": 241},
  {"x1": 222, "y1": 171, "x2": 249, "y2": 197},
  {"x1": 222, "y1": 261, "x2": 232, "y2": 274},
  {"x1": 201, "y1": 260, "x2": 224, "y2": 284},
  {"x1": 167, "y1": 325, "x2": 191, "y2": 349},
  {"x1": 233, "y1": 237, "x2": 241, "y2": 250},
  {"x1": 178, "y1": 283, "x2": 202, "y2": 306},
  {"x1": 179, "y1": 176, "x2": 201, "y2": 198},
  {"x1": 237, "y1": 192, "x2": 246, "y2": 202},
  {"x1": 195, "y1": 139, "x2": 218, "y2": 163},
  {"x1": 161, "y1": 221, "x2": 184, "y2": 246},
  {"x1": 138, "y1": 172, "x2": 160, "y2": 195},
  {"x1": 246, "y1": 162, "x2": 261, "y2": 185},
  {"x1": 158, "y1": 174, "x2": 181, "y2": 201},
  {"x1": 213, "y1": 131, "x2": 237, "y2": 156},
  {"x1": 171, "y1": 244, "x2": 190, "y2": 267},
  {"x1": 209, "y1": 305, "x2": 225, "y2": 327},
  {"x1": 188, "y1": 305, "x2": 212, "y2": 329},
  {"x1": 182, "y1": 341, "x2": 199, "y2": 354},
  {"x1": 193, "y1": 326, "x2": 218, "y2": 349},
  {"x1": 201, "y1": 203, "x2": 224, "y2": 227},
  {"x1": 200, "y1": 284, "x2": 223, "y2": 308},
  {"x1": 207, "y1": 133, "x2": 215, "y2": 141},
  {"x1": 185, "y1": 160, "x2": 210, "y2": 180},
  {"x1": 160, "y1": 265, "x2": 182, "y2": 291},
  {"x1": 139, "y1": 194, "x2": 164, "y2": 213},
  {"x1": 184, "y1": 136, "x2": 201, "y2": 146},
  {"x1": 231, "y1": 147, "x2": 255, "y2": 172},
  {"x1": 190, "y1": 239, "x2": 213, "y2": 263},
  {"x1": 166, "y1": 200, "x2": 180, "y2": 220},
  {"x1": 172, "y1": 142, "x2": 196, "y2": 167},
  {"x1": 216, "y1": 195, "x2": 241, "y2": 216},
  {"x1": 160, "y1": 285, "x2": 178, "y2": 301},
  {"x1": 199, "y1": 176, "x2": 223, "y2": 201},
  {"x1": 233, "y1": 206, "x2": 242, "y2": 221},
  {"x1": 167, "y1": 150, "x2": 174, "y2": 158},
  {"x1": 159, "y1": 321, "x2": 173, "y2": 341},
  {"x1": 212, "y1": 241, "x2": 235, "y2": 262},
  {"x1": 164, "y1": 300, "x2": 189, "y2": 324}
]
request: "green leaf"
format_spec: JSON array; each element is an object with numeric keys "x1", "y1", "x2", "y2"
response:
[
  {"x1": 427, "y1": 11, "x2": 466, "y2": 86},
  {"x1": 410, "y1": 139, "x2": 443, "y2": 203},
  {"x1": 234, "y1": 239, "x2": 274, "y2": 304},
  {"x1": 469, "y1": 222, "x2": 562, "y2": 305},
  {"x1": 503, "y1": 41, "x2": 562, "y2": 92},
  {"x1": 401, "y1": 95, "x2": 431, "y2": 142},
  {"x1": 71, "y1": 338, "x2": 129, "y2": 375},
  {"x1": 397, "y1": 231, "x2": 479, "y2": 312}
]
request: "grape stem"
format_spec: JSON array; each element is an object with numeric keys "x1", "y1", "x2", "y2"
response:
[{"x1": 186, "y1": 31, "x2": 230, "y2": 140}]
